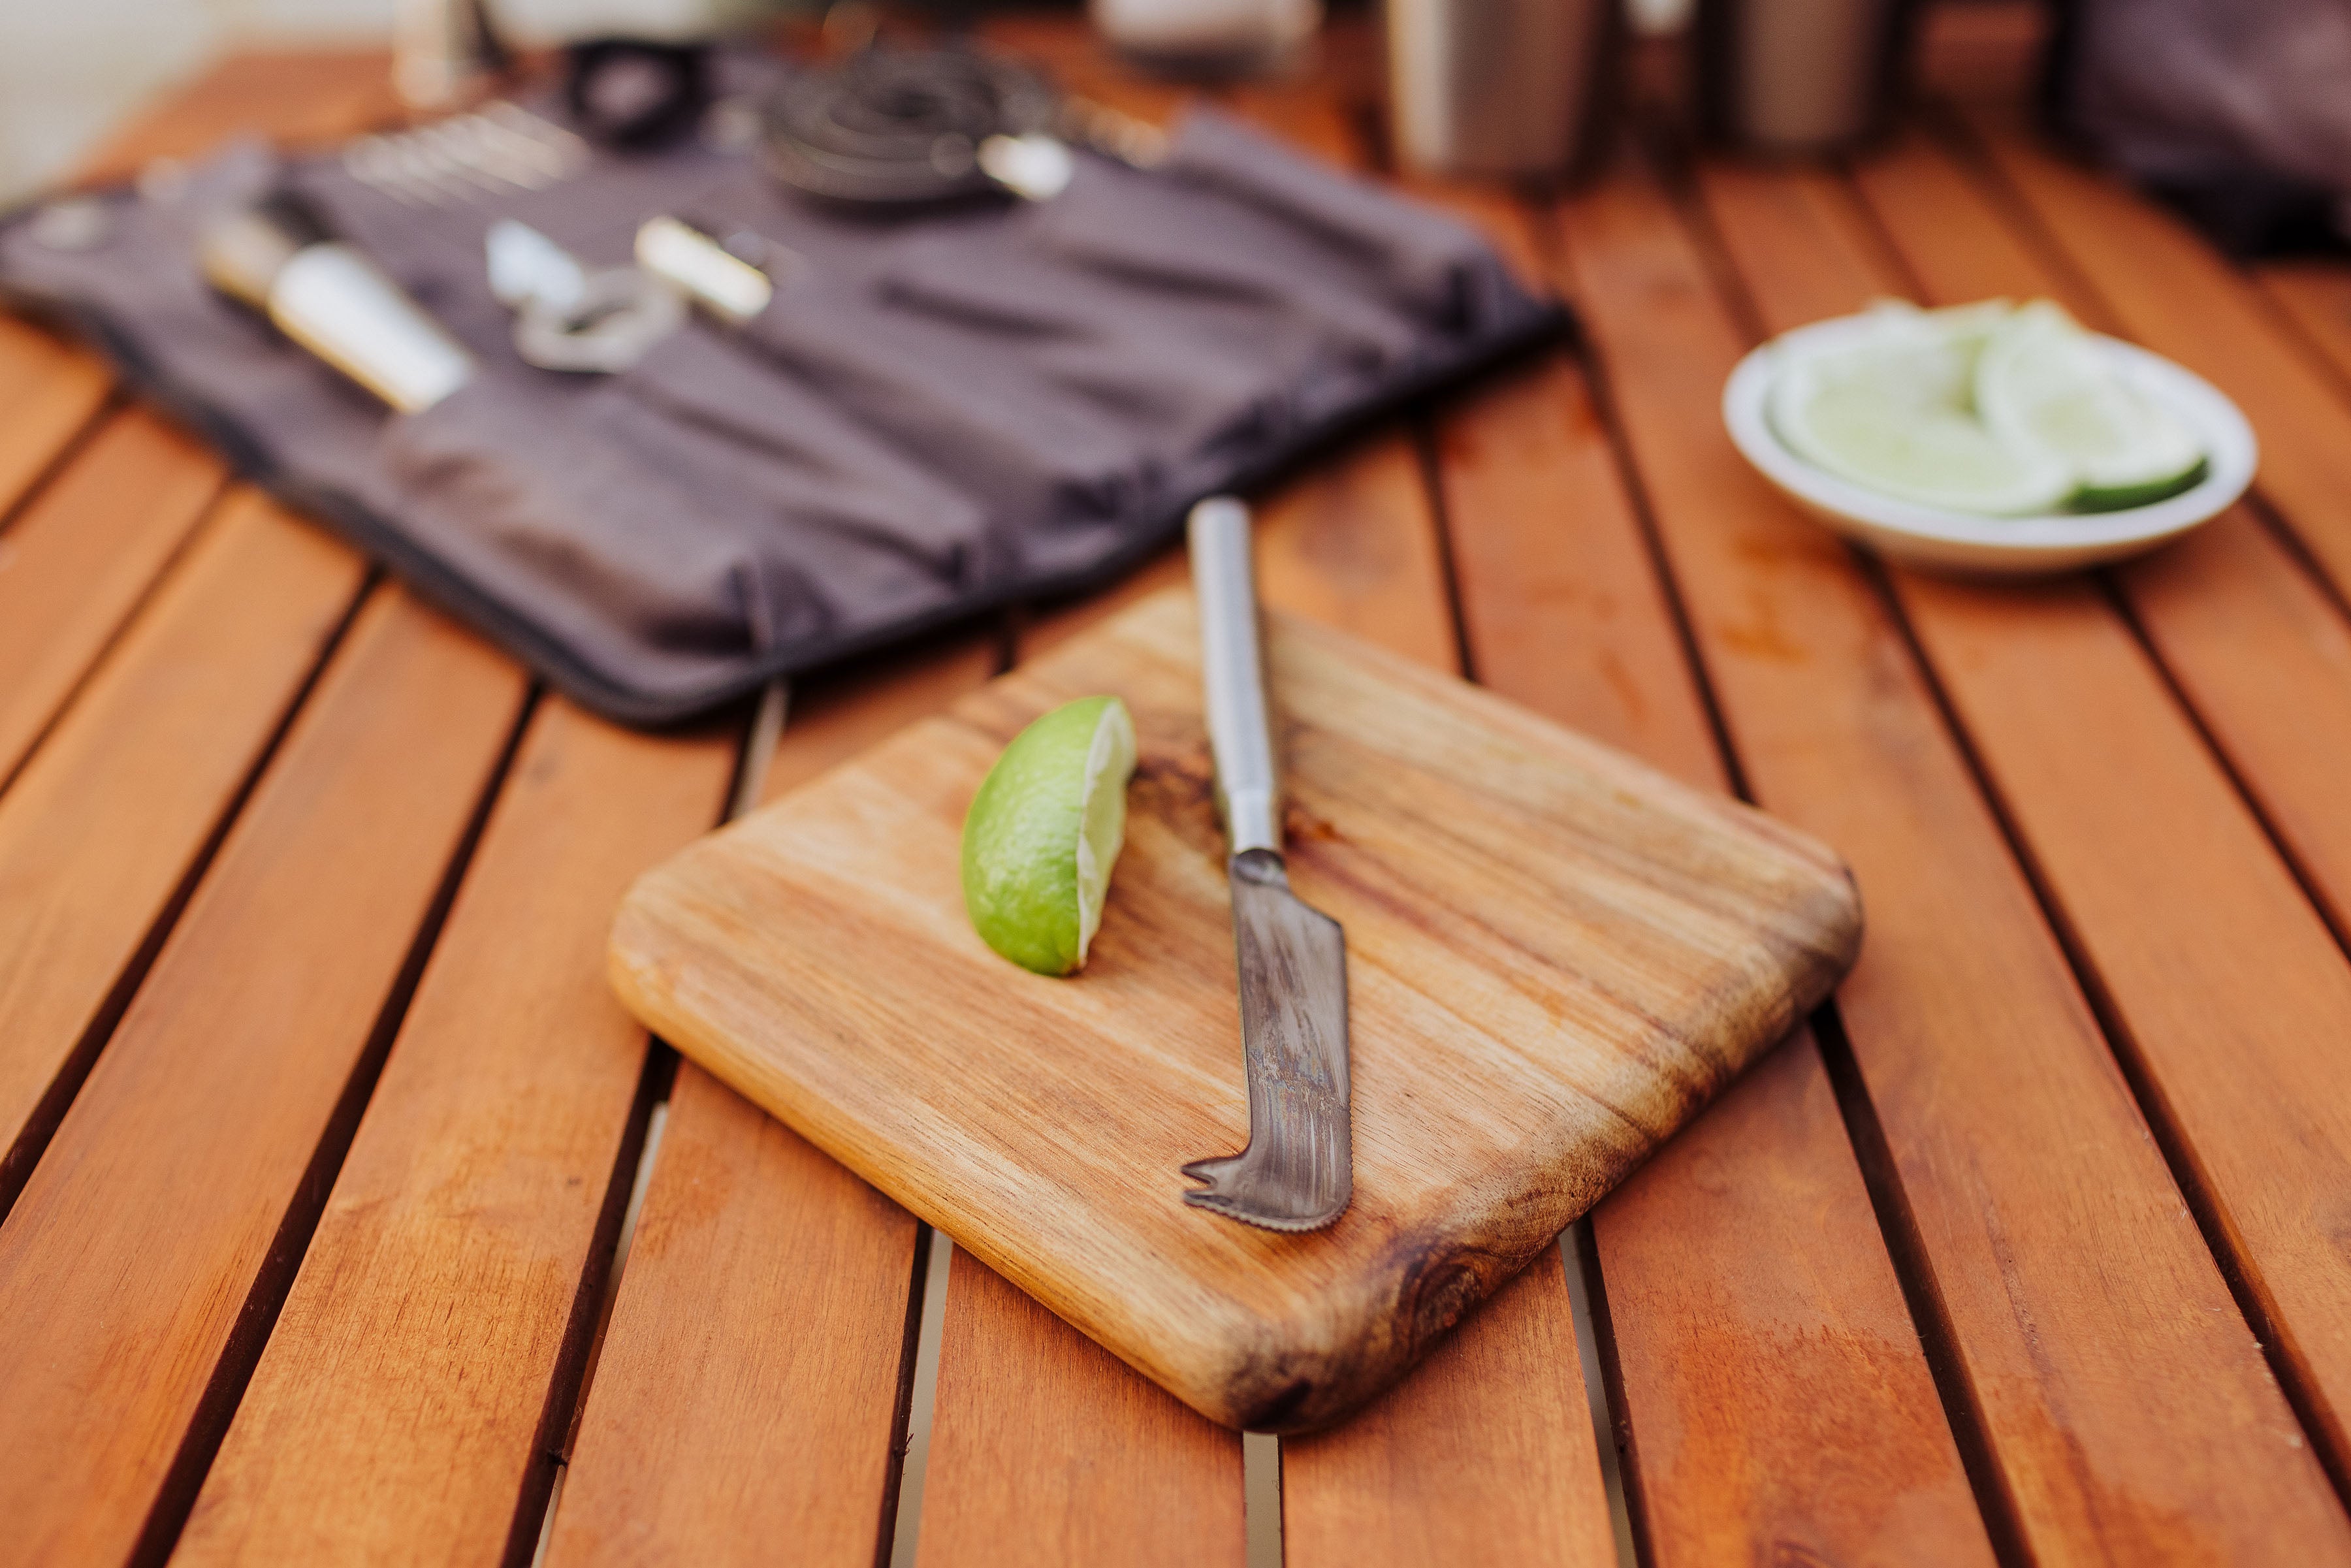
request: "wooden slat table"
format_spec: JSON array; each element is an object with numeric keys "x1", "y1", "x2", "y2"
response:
[{"x1": 5, "y1": 8, "x2": 2351, "y2": 1563}]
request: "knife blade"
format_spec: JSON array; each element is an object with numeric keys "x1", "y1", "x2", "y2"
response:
[{"x1": 1180, "y1": 496, "x2": 1353, "y2": 1232}]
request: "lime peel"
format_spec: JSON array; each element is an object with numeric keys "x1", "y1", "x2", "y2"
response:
[
  {"x1": 1975, "y1": 300, "x2": 2205, "y2": 509},
  {"x1": 961, "y1": 695, "x2": 1138, "y2": 976}
]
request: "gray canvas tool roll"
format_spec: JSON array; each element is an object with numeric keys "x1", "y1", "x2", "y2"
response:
[{"x1": 0, "y1": 56, "x2": 1563, "y2": 728}]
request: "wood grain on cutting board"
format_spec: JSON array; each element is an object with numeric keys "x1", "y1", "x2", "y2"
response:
[{"x1": 608, "y1": 588, "x2": 1860, "y2": 1432}]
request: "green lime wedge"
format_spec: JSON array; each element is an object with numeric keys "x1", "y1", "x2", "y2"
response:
[
  {"x1": 1975, "y1": 300, "x2": 2206, "y2": 512},
  {"x1": 1770, "y1": 304, "x2": 2077, "y2": 516},
  {"x1": 961, "y1": 695, "x2": 1138, "y2": 976}
]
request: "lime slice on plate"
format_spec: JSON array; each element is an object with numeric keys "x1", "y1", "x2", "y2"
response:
[
  {"x1": 1770, "y1": 304, "x2": 2077, "y2": 516},
  {"x1": 1975, "y1": 300, "x2": 2206, "y2": 512},
  {"x1": 961, "y1": 695, "x2": 1138, "y2": 976}
]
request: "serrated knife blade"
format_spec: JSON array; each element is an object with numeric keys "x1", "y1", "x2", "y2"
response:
[{"x1": 1179, "y1": 497, "x2": 1353, "y2": 1232}]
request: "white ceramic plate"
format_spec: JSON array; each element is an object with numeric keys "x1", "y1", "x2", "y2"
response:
[{"x1": 1722, "y1": 312, "x2": 2258, "y2": 575}]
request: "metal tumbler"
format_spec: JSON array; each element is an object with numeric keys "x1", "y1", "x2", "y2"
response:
[
  {"x1": 1697, "y1": 0, "x2": 1918, "y2": 153},
  {"x1": 1386, "y1": 0, "x2": 1621, "y2": 182}
]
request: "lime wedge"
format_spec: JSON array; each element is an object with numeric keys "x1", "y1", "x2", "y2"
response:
[
  {"x1": 961, "y1": 695, "x2": 1138, "y2": 976},
  {"x1": 1770, "y1": 305, "x2": 2076, "y2": 516},
  {"x1": 1975, "y1": 301, "x2": 2205, "y2": 512}
]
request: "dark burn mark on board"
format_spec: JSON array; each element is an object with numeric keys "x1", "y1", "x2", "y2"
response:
[
  {"x1": 1398, "y1": 1241, "x2": 1506, "y2": 1351},
  {"x1": 1222, "y1": 1230, "x2": 1552, "y2": 1432}
]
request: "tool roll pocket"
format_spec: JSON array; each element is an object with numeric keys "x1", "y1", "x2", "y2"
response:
[{"x1": 377, "y1": 330, "x2": 987, "y2": 689}]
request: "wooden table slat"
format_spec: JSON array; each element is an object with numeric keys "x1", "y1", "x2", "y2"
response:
[
  {"x1": 1404, "y1": 180, "x2": 1994, "y2": 1567},
  {"x1": 2120, "y1": 515, "x2": 2351, "y2": 937},
  {"x1": 1254, "y1": 432, "x2": 1462, "y2": 674},
  {"x1": 1826, "y1": 127, "x2": 2351, "y2": 1481},
  {"x1": 548, "y1": 643, "x2": 998, "y2": 1567},
  {"x1": 1279, "y1": 1256, "x2": 1618, "y2": 1568},
  {"x1": 174, "y1": 697, "x2": 735, "y2": 1565},
  {"x1": 1418, "y1": 221, "x2": 1720, "y2": 784},
  {"x1": 1556, "y1": 146, "x2": 2351, "y2": 1563},
  {"x1": 0, "y1": 317, "x2": 112, "y2": 523},
  {"x1": 0, "y1": 409, "x2": 223, "y2": 785},
  {"x1": 0, "y1": 492, "x2": 364, "y2": 1209},
  {"x1": 1596, "y1": 1033, "x2": 2002, "y2": 1565},
  {"x1": 916, "y1": 1251, "x2": 1248, "y2": 1568},
  {"x1": 0, "y1": 587, "x2": 526, "y2": 1565},
  {"x1": 2258, "y1": 265, "x2": 2351, "y2": 391}
]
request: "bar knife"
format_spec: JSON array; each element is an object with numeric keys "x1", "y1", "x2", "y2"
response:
[{"x1": 1181, "y1": 496, "x2": 1353, "y2": 1232}]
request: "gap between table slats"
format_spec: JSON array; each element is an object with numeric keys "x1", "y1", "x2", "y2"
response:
[{"x1": 2257, "y1": 266, "x2": 2351, "y2": 400}]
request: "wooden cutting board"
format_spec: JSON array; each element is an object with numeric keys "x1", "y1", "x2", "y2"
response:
[{"x1": 609, "y1": 588, "x2": 1861, "y2": 1432}]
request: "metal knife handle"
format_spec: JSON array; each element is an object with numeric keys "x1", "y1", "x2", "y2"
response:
[{"x1": 1189, "y1": 496, "x2": 1281, "y2": 857}]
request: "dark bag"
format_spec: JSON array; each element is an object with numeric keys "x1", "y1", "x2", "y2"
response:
[{"x1": 2047, "y1": 0, "x2": 2351, "y2": 257}]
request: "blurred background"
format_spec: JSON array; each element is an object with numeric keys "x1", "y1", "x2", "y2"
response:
[
  {"x1": 6, "y1": 0, "x2": 382, "y2": 199},
  {"x1": 0, "y1": 0, "x2": 1697, "y2": 200},
  {"x1": 0, "y1": 0, "x2": 786, "y2": 198}
]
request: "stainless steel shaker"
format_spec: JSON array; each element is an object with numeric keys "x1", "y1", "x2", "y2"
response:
[
  {"x1": 1697, "y1": 0, "x2": 1918, "y2": 153},
  {"x1": 1387, "y1": 0, "x2": 1622, "y2": 181}
]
